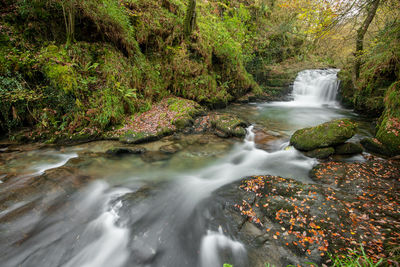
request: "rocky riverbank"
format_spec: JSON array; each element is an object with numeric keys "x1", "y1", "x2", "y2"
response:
[
  {"x1": 214, "y1": 155, "x2": 400, "y2": 266},
  {"x1": 10, "y1": 96, "x2": 252, "y2": 146}
]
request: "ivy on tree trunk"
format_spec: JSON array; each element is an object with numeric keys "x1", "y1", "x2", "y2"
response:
[{"x1": 184, "y1": 0, "x2": 196, "y2": 38}]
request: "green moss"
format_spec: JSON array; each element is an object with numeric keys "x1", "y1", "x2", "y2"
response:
[
  {"x1": 360, "y1": 137, "x2": 392, "y2": 156},
  {"x1": 119, "y1": 129, "x2": 168, "y2": 144},
  {"x1": 304, "y1": 147, "x2": 335, "y2": 159},
  {"x1": 375, "y1": 81, "x2": 400, "y2": 156},
  {"x1": 290, "y1": 119, "x2": 358, "y2": 151},
  {"x1": 0, "y1": 0, "x2": 311, "y2": 142},
  {"x1": 334, "y1": 142, "x2": 363, "y2": 155},
  {"x1": 384, "y1": 81, "x2": 400, "y2": 117},
  {"x1": 376, "y1": 115, "x2": 400, "y2": 156},
  {"x1": 167, "y1": 97, "x2": 200, "y2": 116},
  {"x1": 211, "y1": 114, "x2": 248, "y2": 138},
  {"x1": 41, "y1": 45, "x2": 78, "y2": 94}
]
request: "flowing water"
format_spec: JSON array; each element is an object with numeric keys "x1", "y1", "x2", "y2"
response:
[{"x1": 0, "y1": 69, "x2": 373, "y2": 267}]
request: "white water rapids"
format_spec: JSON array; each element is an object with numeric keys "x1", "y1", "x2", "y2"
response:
[{"x1": 1, "y1": 69, "x2": 360, "y2": 267}]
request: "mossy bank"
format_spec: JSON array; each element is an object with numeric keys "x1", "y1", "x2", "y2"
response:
[{"x1": 0, "y1": 0, "x2": 320, "y2": 143}]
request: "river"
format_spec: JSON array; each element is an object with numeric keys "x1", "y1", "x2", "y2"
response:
[{"x1": 0, "y1": 69, "x2": 373, "y2": 267}]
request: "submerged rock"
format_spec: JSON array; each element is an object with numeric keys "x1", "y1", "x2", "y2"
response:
[
  {"x1": 290, "y1": 119, "x2": 357, "y2": 151},
  {"x1": 106, "y1": 147, "x2": 146, "y2": 156},
  {"x1": 140, "y1": 151, "x2": 172, "y2": 163},
  {"x1": 159, "y1": 143, "x2": 182, "y2": 154}
]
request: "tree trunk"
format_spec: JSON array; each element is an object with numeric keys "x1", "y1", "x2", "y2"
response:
[
  {"x1": 354, "y1": 0, "x2": 380, "y2": 79},
  {"x1": 184, "y1": 0, "x2": 196, "y2": 38},
  {"x1": 61, "y1": 0, "x2": 75, "y2": 47}
]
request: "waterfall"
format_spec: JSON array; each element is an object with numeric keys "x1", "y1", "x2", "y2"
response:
[{"x1": 291, "y1": 69, "x2": 340, "y2": 106}]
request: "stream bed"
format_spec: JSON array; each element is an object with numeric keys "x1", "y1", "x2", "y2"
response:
[{"x1": 0, "y1": 69, "x2": 381, "y2": 267}]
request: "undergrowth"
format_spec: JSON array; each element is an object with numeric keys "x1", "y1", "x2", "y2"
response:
[{"x1": 0, "y1": 0, "x2": 308, "y2": 139}]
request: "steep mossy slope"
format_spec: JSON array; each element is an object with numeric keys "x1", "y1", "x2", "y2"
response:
[
  {"x1": 338, "y1": 21, "x2": 400, "y2": 155},
  {"x1": 0, "y1": 0, "x2": 309, "y2": 140}
]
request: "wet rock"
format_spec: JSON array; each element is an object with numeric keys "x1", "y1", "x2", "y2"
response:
[
  {"x1": 140, "y1": 151, "x2": 172, "y2": 163},
  {"x1": 159, "y1": 143, "x2": 182, "y2": 154},
  {"x1": 0, "y1": 166, "x2": 93, "y2": 217},
  {"x1": 214, "y1": 160, "x2": 400, "y2": 267},
  {"x1": 334, "y1": 142, "x2": 363, "y2": 155},
  {"x1": 106, "y1": 147, "x2": 146, "y2": 156},
  {"x1": 197, "y1": 136, "x2": 209, "y2": 145},
  {"x1": 236, "y1": 95, "x2": 250, "y2": 103},
  {"x1": 304, "y1": 147, "x2": 335, "y2": 159},
  {"x1": 253, "y1": 128, "x2": 279, "y2": 150},
  {"x1": 131, "y1": 239, "x2": 158, "y2": 264},
  {"x1": 290, "y1": 119, "x2": 357, "y2": 151},
  {"x1": 0, "y1": 144, "x2": 10, "y2": 153},
  {"x1": 391, "y1": 155, "x2": 400, "y2": 161},
  {"x1": 172, "y1": 117, "x2": 193, "y2": 130},
  {"x1": 214, "y1": 129, "x2": 229, "y2": 138},
  {"x1": 236, "y1": 92, "x2": 271, "y2": 103},
  {"x1": 192, "y1": 116, "x2": 212, "y2": 134},
  {"x1": 172, "y1": 133, "x2": 182, "y2": 140},
  {"x1": 360, "y1": 137, "x2": 392, "y2": 156},
  {"x1": 120, "y1": 131, "x2": 159, "y2": 144},
  {"x1": 211, "y1": 114, "x2": 249, "y2": 138}
]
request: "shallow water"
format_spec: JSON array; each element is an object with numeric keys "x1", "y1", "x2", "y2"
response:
[{"x1": 0, "y1": 69, "x2": 373, "y2": 267}]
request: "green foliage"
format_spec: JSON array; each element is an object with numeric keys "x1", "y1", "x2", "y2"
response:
[
  {"x1": 330, "y1": 246, "x2": 383, "y2": 267},
  {"x1": 375, "y1": 81, "x2": 400, "y2": 155},
  {"x1": 41, "y1": 46, "x2": 78, "y2": 94},
  {"x1": 358, "y1": 20, "x2": 400, "y2": 99},
  {"x1": 339, "y1": 19, "x2": 400, "y2": 117},
  {"x1": 0, "y1": 0, "x2": 311, "y2": 140},
  {"x1": 0, "y1": 72, "x2": 29, "y2": 132}
]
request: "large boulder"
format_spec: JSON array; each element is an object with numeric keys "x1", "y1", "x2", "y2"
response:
[
  {"x1": 376, "y1": 116, "x2": 400, "y2": 157},
  {"x1": 290, "y1": 119, "x2": 357, "y2": 151}
]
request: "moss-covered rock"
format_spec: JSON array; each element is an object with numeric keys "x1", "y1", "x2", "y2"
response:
[
  {"x1": 375, "y1": 81, "x2": 400, "y2": 156},
  {"x1": 290, "y1": 119, "x2": 358, "y2": 151},
  {"x1": 360, "y1": 137, "x2": 392, "y2": 156},
  {"x1": 375, "y1": 117, "x2": 400, "y2": 156},
  {"x1": 119, "y1": 131, "x2": 159, "y2": 144},
  {"x1": 211, "y1": 114, "x2": 249, "y2": 138},
  {"x1": 304, "y1": 147, "x2": 335, "y2": 159},
  {"x1": 334, "y1": 142, "x2": 363, "y2": 155},
  {"x1": 168, "y1": 97, "x2": 205, "y2": 130}
]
